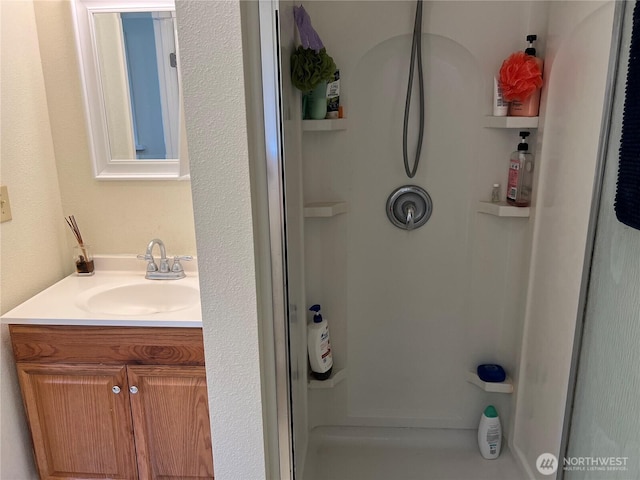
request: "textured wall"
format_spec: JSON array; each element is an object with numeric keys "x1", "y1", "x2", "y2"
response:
[
  {"x1": 567, "y1": 2, "x2": 640, "y2": 476},
  {"x1": 176, "y1": 1, "x2": 266, "y2": 479},
  {"x1": 33, "y1": 0, "x2": 197, "y2": 256},
  {"x1": 0, "y1": 1, "x2": 66, "y2": 477},
  {"x1": 512, "y1": 2, "x2": 616, "y2": 478}
]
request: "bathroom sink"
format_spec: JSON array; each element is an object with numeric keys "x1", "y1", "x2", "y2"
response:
[
  {"x1": 76, "y1": 282, "x2": 200, "y2": 316},
  {"x1": 1, "y1": 255, "x2": 202, "y2": 327}
]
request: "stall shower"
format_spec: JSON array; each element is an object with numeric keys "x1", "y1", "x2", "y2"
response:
[{"x1": 257, "y1": 1, "x2": 621, "y2": 478}]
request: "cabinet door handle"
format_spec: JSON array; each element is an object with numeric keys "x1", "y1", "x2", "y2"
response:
[
  {"x1": 112, "y1": 386, "x2": 121, "y2": 394},
  {"x1": 129, "y1": 386, "x2": 139, "y2": 394}
]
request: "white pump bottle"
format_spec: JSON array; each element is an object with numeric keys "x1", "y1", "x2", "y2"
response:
[{"x1": 308, "y1": 304, "x2": 333, "y2": 380}]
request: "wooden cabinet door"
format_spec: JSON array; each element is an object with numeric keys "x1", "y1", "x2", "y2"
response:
[
  {"x1": 127, "y1": 365, "x2": 214, "y2": 479},
  {"x1": 16, "y1": 363, "x2": 138, "y2": 480}
]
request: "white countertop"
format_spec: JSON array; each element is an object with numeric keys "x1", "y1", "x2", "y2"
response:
[{"x1": 1, "y1": 255, "x2": 202, "y2": 328}]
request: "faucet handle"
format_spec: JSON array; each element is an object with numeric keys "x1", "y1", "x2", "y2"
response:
[
  {"x1": 171, "y1": 255, "x2": 193, "y2": 273},
  {"x1": 137, "y1": 254, "x2": 158, "y2": 272}
]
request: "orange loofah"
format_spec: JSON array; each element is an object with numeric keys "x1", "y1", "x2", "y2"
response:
[{"x1": 499, "y1": 51, "x2": 543, "y2": 102}]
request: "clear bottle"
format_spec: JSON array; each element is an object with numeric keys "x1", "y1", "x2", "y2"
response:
[
  {"x1": 491, "y1": 184, "x2": 501, "y2": 203},
  {"x1": 509, "y1": 35, "x2": 543, "y2": 117},
  {"x1": 506, "y1": 132, "x2": 534, "y2": 207}
]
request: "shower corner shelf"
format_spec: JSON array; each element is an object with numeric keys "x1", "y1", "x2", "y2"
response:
[
  {"x1": 466, "y1": 371, "x2": 514, "y2": 394},
  {"x1": 308, "y1": 368, "x2": 347, "y2": 389},
  {"x1": 302, "y1": 119, "x2": 347, "y2": 131},
  {"x1": 304, "y1": 202, "x2": 348, "y2": 218},
  {"x1": 484, "y1": 116, "x2": 539, "y2": 129},
  {"x1": 477, "y1": 201, "x2": 530, "y2": 218}
]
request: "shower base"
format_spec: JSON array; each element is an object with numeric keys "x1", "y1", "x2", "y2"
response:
[{"x1": 302, "y1": 426, "x2": 524, "y2": 480}]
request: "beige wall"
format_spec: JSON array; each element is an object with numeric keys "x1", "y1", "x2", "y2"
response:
[
  {"x1": 33, "y1": 0, "x2": 197, "y2": 256},
  {"x1": 0, "y1": 1, "x2": 67, "y2": 477},
  {"x1": 1, "y1": 0, "x2": 199, "y2": 476}
]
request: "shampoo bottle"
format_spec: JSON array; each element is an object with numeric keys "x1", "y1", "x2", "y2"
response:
[
  {"x1": 506, "y1": 131, "x2": 534, "y2": 207},
  {"x1": 478, "y1": 405, "x2": 502, "y2": 459},
  {"x1": 509, "y1": 35, "x2": 543, "y2": 117},
  {"x1": 308, "y1": 304, "x2": 333, "y2": 380},
  {"x1": 493, "y1": 77, "x2": 508, "y2": 116}
]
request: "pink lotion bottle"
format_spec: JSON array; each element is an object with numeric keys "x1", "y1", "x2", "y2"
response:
[{"x1": 509, "y1": 35, "x2": 543, "y2": 117}]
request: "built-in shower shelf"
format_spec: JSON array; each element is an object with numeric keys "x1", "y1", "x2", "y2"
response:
[
  {"x1": 302, "y1": 119, "x2": 347, "y2": 131},
  {"x1": 477, "y1": 201, "x2": 530, "y2": 218},
  {"x1": 466, "y1": 372, "x2": 514, "y2": 394},
  {"x1": 484, "y1": 116, "x2": 539, "y2": 129},
  {"x1": 309, "y1": 368, "x2": 347, "y2": 389},
  {"x1": 304, "y1": 202, "x2": 348, "y2": 218}
]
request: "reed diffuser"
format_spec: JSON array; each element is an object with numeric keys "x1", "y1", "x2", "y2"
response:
[{"x1": 65, "y1": 215, "x2": 94, "y2": 275}]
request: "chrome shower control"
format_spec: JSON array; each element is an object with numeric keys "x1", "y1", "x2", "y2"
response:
[{"x1": 386, "y1": 185, "x2": 432, "y2": 230}]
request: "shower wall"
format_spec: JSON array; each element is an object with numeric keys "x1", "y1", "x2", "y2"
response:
[
  {"x1": 299, "y1": 1, "x2": 549, "y2": 434},
  {"x1": 511, "y1": 2, "x2": 616, "y2": 477}
]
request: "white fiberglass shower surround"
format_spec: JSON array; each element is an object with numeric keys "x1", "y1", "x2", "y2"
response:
[{"x1": 256, "y1": 1, "x2": 621, "y2": 479}]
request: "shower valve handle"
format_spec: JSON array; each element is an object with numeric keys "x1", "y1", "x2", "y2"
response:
[{"x1": 405, "y1": 204, "x2": 416, "y2": 231}]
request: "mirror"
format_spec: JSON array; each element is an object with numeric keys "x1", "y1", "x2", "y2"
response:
[{"x1": 72, "y1": 0, "x2": 188, "y2": 179}]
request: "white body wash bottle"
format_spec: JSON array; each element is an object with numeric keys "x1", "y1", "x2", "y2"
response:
[
  {"x1": 478, "y1": 405, "x2": 502, "y2": 459},
  {"x1": 308, "y1": 304, "x2": 333, "y2": 380}
]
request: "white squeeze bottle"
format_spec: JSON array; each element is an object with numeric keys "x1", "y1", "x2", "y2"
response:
[
  {"x1": 308, "y1": 304, "x2": 333, "y2": 380},
  {"x1": 478, "y1": 405, "x2": 502, "y2": 459}
]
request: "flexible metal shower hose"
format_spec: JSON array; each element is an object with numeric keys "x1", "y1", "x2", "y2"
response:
[{"x1": 402, "y1": 0, "x2": 425, "y2": 179}]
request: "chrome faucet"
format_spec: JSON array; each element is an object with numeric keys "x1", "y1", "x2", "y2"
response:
[{"x1": 137, "y1": 238, "x2": 192, "y2": 280}]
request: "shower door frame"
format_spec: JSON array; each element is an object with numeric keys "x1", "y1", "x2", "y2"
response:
[{"x1": 258, "y1": 1, "x2": 295, "y2": 479}]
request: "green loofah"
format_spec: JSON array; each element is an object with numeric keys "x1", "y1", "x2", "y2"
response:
[{"x1": 291, "y1": 46, "x2": 336, "y2": 93}]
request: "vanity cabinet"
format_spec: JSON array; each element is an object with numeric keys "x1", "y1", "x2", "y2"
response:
[{"x1": 10, "y1": 325, "x2": 214, "y2": 480}]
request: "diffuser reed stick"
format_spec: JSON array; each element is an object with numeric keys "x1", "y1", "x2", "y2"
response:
[
  {"x1": 65, "y1": 215, "x2": 87, "y2": 256},
  {"x1": 65, "y1": 215, "x2": 94, "y2": 274}
]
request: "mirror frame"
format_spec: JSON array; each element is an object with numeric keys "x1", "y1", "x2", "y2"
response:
[{"x1": 72, "y1": 0, "x2": 188, "y2": 180}]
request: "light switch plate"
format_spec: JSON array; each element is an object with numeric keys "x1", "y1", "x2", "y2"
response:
[{"x1": 1, "y1": 185, "x2": 12, "y2": 222}]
